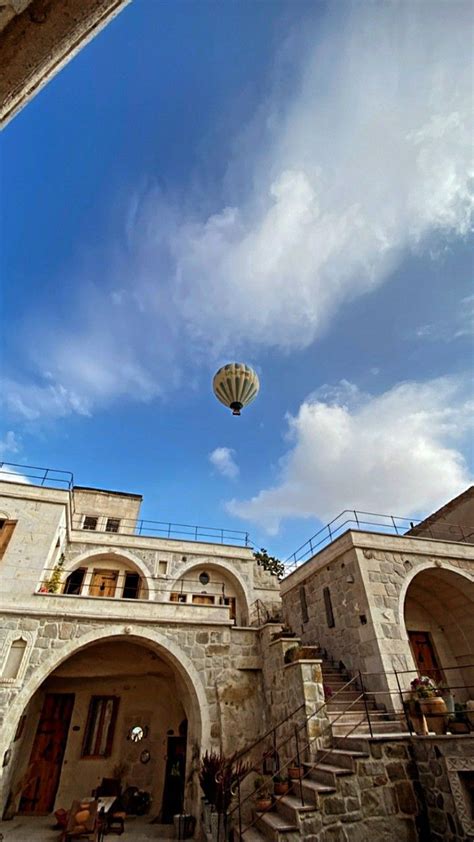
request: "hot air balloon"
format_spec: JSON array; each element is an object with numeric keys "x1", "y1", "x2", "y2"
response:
[{"x1": 213, "y1": 363, "x2": 260, "y2": 416}]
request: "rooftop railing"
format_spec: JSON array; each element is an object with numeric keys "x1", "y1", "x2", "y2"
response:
[
  {"x1": 285, "y1": 509, "x2": 474, "y2": 571},
  {"x1": 71, "y1": 513, "x2": 252, "y2": 546},
  {"x1": 0, "y1": 461, "x2": 73, "y2": 490}
]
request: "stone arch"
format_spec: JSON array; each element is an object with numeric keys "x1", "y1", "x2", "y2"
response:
[
  {"x1": 401, "y1": 563, "x2": 474, "y2": 700},
  {"x1": 170, "y1": 558, "x2": 250, "y2": 624},
  {"x1": 62, "y1": 549, "x2": 152, "y2": 599},
  {"x1": 0, "y1": 626, "x2": 210, "y2": 813}
]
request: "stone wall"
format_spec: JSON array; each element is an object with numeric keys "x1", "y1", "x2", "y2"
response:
[
  {"x1": 259, "y1": 627, "x2": 329, "y2": 768},
  {"x1": 300, "y1": 740, "x2": 423, "y2": 842},
  {"x1": 412, "y1": 736, "x2": 474, "y2": 841},
  {"x1": 281, "y1": 531, "x2": 474, "y2": 709},
  {"x1": 0, "y1": 614, "x2": 265, "y2": 817}
]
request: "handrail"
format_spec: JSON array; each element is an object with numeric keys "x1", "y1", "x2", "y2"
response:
[
  {"x1": 285, "y1": 509, "x2": 474, "y2": 569},
  {"x1": 228, "y1": 676, "x2": 368, "y2": 833}
]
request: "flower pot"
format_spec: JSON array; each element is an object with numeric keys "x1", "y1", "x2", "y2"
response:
[
  {"x1": 255, "y1": 798, "x2": 272, "y2": 812},
  {"x1": 409, "y1": 712, "x2": 429, "y2": 736},
  {"x1": 274, "y1": 782, "x2": 289, "y2": 796},
  {"x1": 448, "y1": 720, "x2": 469, "y2": 734},
  {"x1": 288, "y1": 766, "x2": 302, "y2": 780},
  {"x1": 419, "y1": 697, "x2": 448, "y2": 734}
]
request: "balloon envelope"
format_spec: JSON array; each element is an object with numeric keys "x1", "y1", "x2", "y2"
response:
[{"x1": 213, "y1": 363, "x2": 260, "y2": 415}]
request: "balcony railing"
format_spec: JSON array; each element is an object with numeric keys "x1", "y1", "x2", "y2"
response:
[
  {"x1": 285, "y1": 509, "x2": 474, "y2": 571},
  {"x1": 71, "y1": 513, "x2": 252, "y2": 546},
  {"x1": 0, "y1": 461, "x2": 73, "y2": 490}
]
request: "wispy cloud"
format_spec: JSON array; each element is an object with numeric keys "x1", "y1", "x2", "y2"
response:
[
  {"x1": 209, "y1": 447, "x2": 239, "y2": 480},
  {"x1": 3, "y1": 1, "x2": 473, "y2": 420},
  {"x1": 0, "y1": 431, "x2": 30, "y2": 484},
  {"x1": 227, "y1": 377, "x2": 473, "y2": 533}
]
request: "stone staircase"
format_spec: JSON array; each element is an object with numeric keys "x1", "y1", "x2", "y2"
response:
[
  {"x1": 320, "y1": 655, "x2": 407, "y2": 737},
  {"x1": 240, "y1": 742, "x2": 369, "y2": 842}
]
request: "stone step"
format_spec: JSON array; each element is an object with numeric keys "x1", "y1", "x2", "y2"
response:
[
  {"x1": 315, "y1": 748, "x2": 368, "y2": 770},
  {"x1": 303, "y1": 761, "x2": 353, "y2": 788},
  {"x1": 241, "y1": 828, "x2": 266, "y2": 842},
  {"x1": 276, "y1": 793, "x2": 318, "y2": 824},
  {"x1": 255, "y1": 809, "x2": 299, "y2": 842},
  {"x1": 300, "y1": 777, "x2": 336, "y2": 805},
  {"x1": 331, "y1": 719, "x2": 407, "y2": 737}
]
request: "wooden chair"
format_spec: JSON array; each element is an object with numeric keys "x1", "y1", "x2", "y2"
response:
[{"x1": 63, "y1": 799, "x2": 99, "y2": 841}]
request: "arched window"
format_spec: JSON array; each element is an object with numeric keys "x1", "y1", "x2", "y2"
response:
[{"x1": 2, "y1": 638, "x2": 27, "y2": 681}]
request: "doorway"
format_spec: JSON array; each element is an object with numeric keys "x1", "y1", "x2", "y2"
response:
[
  {"x1": 161, "y1": 734, "x2": 187, "y2": 822},
  {"x1": 89, "y1": 569, "x2": 118, "y2": 597},
  {"x1": 408, "y1": 631, "x2": 443, "y2": 683},
  {"x1": 19, "y1": 693, "x2": 74, "y2": 814}
]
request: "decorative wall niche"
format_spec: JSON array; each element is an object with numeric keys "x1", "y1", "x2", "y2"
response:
[{"x1": 0, "y1": 630, "x2": 35, "y2": 686}]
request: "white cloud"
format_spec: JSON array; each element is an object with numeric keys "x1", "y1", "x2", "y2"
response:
[
  {"x1": 209, "y1": 447, "x2": 239, "y2": 479},
  {"x1": 0, "y1": 431, "x2": 21, "y2": 457},
  {"x1": 226, "y1": 377, "x2": 473, "y2": 534},
  {"x1": 3, "y1": 1, "x2": 473, "y2": 419},
  {"x1": 0, "y1": 432, "x2": 30, "y2": 484}
]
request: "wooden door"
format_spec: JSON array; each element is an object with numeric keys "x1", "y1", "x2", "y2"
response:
[
  {"x1": 89, "y1": 569, "x2": 118, "y2": 597},
  {"x1": 19, "y1": 693, "x2": 75, "y2": 814},
  {"x1": 192, "y1": 594, "x2": 214, "y2": 605},
  {"x1": 408, "y1": 631, "x2": 443, "y2": 683}
]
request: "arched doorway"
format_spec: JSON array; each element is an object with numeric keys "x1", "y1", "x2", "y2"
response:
[
  {"x1": 2, "y1": 632, "x2": 207, "y2": 822},
  {"x1": 403, "y1": 566, "x2": 474, "y2": 701},
  {"x1": 170, "y1": 560, "x2": 250, "y2": 625}
]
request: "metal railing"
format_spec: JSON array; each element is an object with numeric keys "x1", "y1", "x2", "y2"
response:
[
  {"x1": 36, "y1": 567, "x2": 238, "y2": 603},
  {"x1": 248, "y1": 599, "x2": 283, "y2": 626},
  {"x1": 71, "y1": 512, "x2": 252, "y2": 546},
  {"x1": 0, "y1": 461, "x2": 73, "y2": 490},
  {"x1": 225, "y1": 675, "x2": 371, "y2": 838},
  {"x1": 285, "y1": 509, "x2": 474, "y2": 570},
  {"x1": 207, "y1": 661, "x2": 474, "y2": 839}
]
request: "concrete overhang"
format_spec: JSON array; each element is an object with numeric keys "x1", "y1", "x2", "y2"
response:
[{"x1": 0, "y1": 0, "x2": 131, "y2": 127}]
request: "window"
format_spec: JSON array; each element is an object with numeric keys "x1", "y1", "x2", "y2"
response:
[
  {"x1": 82, "y1": 516, "x2": 98, "y2": 531},
  {"x1": 199, "y1": 571, "x2": 210, "y2": 585},
  {"x1": 192, "y1": 594, "x2": 215, "y2": 605},
  {"x1": 299, "y1": 586, "x2": 309, "y2": 624},
  {"x1": 122, "y1": 572, "x2": 141, "y2": 599},
  {"x1": 323, "y1": 587, "x2": 335, "y2": 628},
  {"x1": 64, "y1": 568, "x2": 86, "y2": 595},
  {"x1": 170, "y1": 592, "x2": 187, "y2": 603},
  {"x1": 158, "y1": 560, "x2": 167, "y2": 575},
  {"x1": 82, "y1": 696, "x2": 119, "y2": 757},
  {"x1": 0, "y1": 520, "x2": 17, "y2": 560},
  {"x1": 2, "y1": 639, "x2": 27, "y2": 680},
  {"x1": 105, "y1": 518, "x2": 120, "y2": 533}
]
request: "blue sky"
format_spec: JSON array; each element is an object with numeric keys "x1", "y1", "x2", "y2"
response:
[{"x1": 1, "y1": 0, "x2": 473, "y2": 559}]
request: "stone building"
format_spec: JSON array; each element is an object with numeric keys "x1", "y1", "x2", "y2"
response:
[{"x1": 0, "y1": 467, "x2": 473, "y2": 841}]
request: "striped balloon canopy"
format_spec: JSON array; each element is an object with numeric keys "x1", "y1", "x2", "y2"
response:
[{"x1": 213, "y1": 363, "x2": 260, "y2": 416}]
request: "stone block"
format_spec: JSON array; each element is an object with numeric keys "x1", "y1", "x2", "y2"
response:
[
  {"x1": 386, "y1": 761, "x2": 407, "y2": 782},
  {"x1": 322, "y1": 796, "x2": 345, "y2": 815},
  {"x1": 395, "y1": 781, "x2": 417, "y2": 815}
]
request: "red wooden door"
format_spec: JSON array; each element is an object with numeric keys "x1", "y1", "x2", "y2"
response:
[
  {"x1": 19, "y1": 693, "x2": 75, "y2": 814},
  {"x1": 408, "y1": 631, "x2": 442, "y2": 683}
]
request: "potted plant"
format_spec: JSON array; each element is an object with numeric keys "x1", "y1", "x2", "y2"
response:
[
  {"x1": 287, "y1": 763, "x2": 303, "y2": 781},
  {"x1": 254, "y1": 776, "x2": 272, "y2": 812},
  {"x1": 273, "y1": 774, "x2": 289, "y2": 796},
  {"x1": 199, "y1": 751, "x2": 221, "y2": 831},
  {"x1": 410, "y1": 677, "x2": 448, "y2": 734}
]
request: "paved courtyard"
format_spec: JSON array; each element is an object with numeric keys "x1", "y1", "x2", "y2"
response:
[{"x1": 0, "y1": 816, "x2": 175, "y2": 841}]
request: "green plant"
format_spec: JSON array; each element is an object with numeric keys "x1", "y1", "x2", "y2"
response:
[
  {"x1": 254, "y1": 775, "x2": 272, "y2": 798},
  {"x1": 272, "y1": 774, "x2": 287, "y2": 784},
  {"x1": 253, "y1": 549, "x2": 285, "y2": 579},
  {"x1": 43, "y1": 553, "x2": 65, "y2": 594}
]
